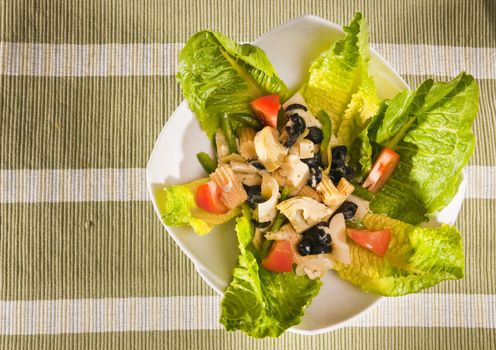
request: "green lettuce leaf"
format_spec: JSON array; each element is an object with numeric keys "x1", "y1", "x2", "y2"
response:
[
  {"x1": 177, "y1": 31, "x2": 290, "y2": 139},
  {"x1": 333, "y1": 214, "x2": 464, "y2": 296},
  {"x1": 348, "y1": 102, "x2": 386, "y2": 179},
  {"x1": 352, "y1": 73, "x2": 479, "y2": 224},
  {"x1": 301, "y1": 12, "x2": 380, "y2": 147},
  {"x1": 220, "y1": 207, "x2": 321, "y2": 337},
  {"x1": 159, "y1": 178, "x2": 240, "y2": 235}
]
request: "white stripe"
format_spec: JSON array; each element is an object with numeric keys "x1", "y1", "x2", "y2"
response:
[
  {"x1": 0, "y1": 166, "x2": 493, "y2": 203},
  {"x1": 0, "y1": 43, "x2": 494, "y2": 78},
  {"x1": 371, "y1": 44, "x2": 496, "y2": 79},
  {"x1": 0, "y1": 294, "x2": 494, "y2": 335},
  {"x1": 464, "y1": 166, "x2": 496, "y2": 199},
  {"x1": 0, "y1": 168, "x2": 147, "y2": 203},
  {"x1": 0, "y1": 43, "x2": 182, "y2": 77}
]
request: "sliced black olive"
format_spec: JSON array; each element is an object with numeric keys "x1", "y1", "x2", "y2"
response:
[
  {"x1": 310, "y1": 244, "x2": 332, "y2": 255},
  {"x1": 308, "y1": 167, "x2": 323, "y2": 188},
  {"x1": 250, "y1": 219, "x2": 271, "y2": 228},
  {"x1": 335, "y1": 201, "x2": 358, "y2": 220},
  {"x1": 299, "y1": 223, "x2": 333, "y2": 256},
  {"x1": 243, "y1": 185, "x2": 263, "y2": 209},
  {"x1": 284, "y1": 114, "x2": 306, "y2": 148},
  {"x1": 297, "y1": 239, "x2": 312, "y2": 256},
  {"x1": 285, "y1": 103, "x2": 308, "y2": 112},
  {"x1": 321, "y1": 233, "x2": 332, "y2": 246},
  {"x1": 244, "y1": 184, "x2": 261, "y2": 196},
  {"x1": 329, "y1": 169, "x2": 343, "y2": 185},
  {"x1": 302, "y1": 222, "x2": 328, "y2": 241},
  {"x1": 331, "y1": 146, "x2": 347, "y2": 168},
  {"x1": 301, "y1": 152, "x2": 324, "y2": 169},
  {"x1": 305, "y1": 127, "x2": 324, "y2": 144},
  {"x1": 342, "y1": 166, "x2": 354, "y2": 181},
  {"x1": 249, "y1": 160, "x2": 265, "y2": 170}
]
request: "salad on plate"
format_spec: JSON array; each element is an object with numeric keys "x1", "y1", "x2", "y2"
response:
[{"x1": 159, "y1": 13, "x2": 478, "y2": 337}]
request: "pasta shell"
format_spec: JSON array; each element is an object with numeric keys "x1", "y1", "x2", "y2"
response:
[
  {"x1": 276, "y1": 196, "x2": 332, "y2": 233},
  {"x1": 230, "y1": 161, "x2": 262, "y2": 186},
  {"x1": 237, "y1": 127, "x2": 257, "y2": 160},
  {"x1": 220, "y1": 153, "x2": 245, "y2": 163},
  {"x1": 215, "y1": 129, "x2": 230, "y2": 160},
  {"x1": 254, "y1": 126, "x2": 288, "y2": 172},
  {"x1": 297, "y1": 185, "x2": 321, "y2": 202},
  {"x1": 316, "y1": 175, "x2": 346, "y2": 211},
  {"x1": 210, "y1": 165, "x2": 247, "y2": 209},
  {"x1": 337, "y1": 178, "x2": 354, "y2": 197}
]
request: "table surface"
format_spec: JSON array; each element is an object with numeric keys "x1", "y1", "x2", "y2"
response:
[{"x1": 0, "y1": 0, "x2": 495, "y2": 349}]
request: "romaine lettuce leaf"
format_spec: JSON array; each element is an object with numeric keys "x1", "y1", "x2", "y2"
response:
[
  {"x1": 333, "y1": 214, "x2": 464, "y2": 296},
  {"x1": 160, "y1": 179, "x2": 240, "y2": 235},
  {"x1": 348, "y1": 103, "x2": 385, "y2": 179},
  {"x1": 220, "y1": 207, "x2": 321, "y2": 337},
  {"x1": 177, "y1": 31, "x2": 290, "y2": 139},
  {"x1": 351, "y1": 73, "x2": 479, "y2": 224},
  {"x1": 301, "y1": 12, "x2": 380, "y2": 147}
]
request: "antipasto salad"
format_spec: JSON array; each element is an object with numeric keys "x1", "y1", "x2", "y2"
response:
[{"x1": 160, "y1": 13, "x2": 478, "y2": 337}]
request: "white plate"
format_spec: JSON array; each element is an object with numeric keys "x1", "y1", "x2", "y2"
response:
[{"x1": 146, "y1": 15, "x2": 466, "y2": 335}]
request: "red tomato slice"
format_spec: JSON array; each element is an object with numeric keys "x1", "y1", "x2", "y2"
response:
[
  {"x1": 195, "y1": 181, "x2": 229, "y2": 214},
  {"x1": 362, "y1": 147, "x2": 400, "y2": 193},
  {"x1": 250, "y1": 95, "x2": 280, "y2": 128},
  {"x1": 262, "y1": 240, "x2": 293, "y2": 272},
  {"x1": 347, "y1": 229, "x2": 392, "y2": 257}
]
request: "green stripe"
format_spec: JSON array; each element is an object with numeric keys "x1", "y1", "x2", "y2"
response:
[
  {"x1": 402, "y1": 76, "x2": 496, "y2": 167},
  {"x1": 0, "y1": 0, "x2": 494, "y2": 47},
  {"x1": 0, "y1": 76, "x2": 181, "y2": 169},
  {"x1": 1, "y1": 75, "x2": 495, "y2": 169},
  {"x1": 0, "y1": 199, "x2": 494, "y2": 300},
  {"x1": 0, "y1": 201, "x2": 215, "y2": 300},
  {"x1": 426, "y1": 199, "x2": 496, "y2": 295},
  {"x1": 1, "y1": 328, "x2": 495, "y2": 350}
]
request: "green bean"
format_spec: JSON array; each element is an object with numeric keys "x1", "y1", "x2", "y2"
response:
[
  {"x1": 270, "y1": 213, "x2": 287, "y2": 232},
  {"x1": 267, "y1": 187, "x2": 290, "y2": 232},
  {"x1": 196, "y1": 152, "x2": 217, "y2": 174},
  {"x1": 220, "y1": 113, "x2": 238, "y2": 153},
  {"x1": 276, "y1": 107, "x2": 287, "y2": 131},
  {"x1": 229, "y1": 113, "x2": 262, "y2": 129}
]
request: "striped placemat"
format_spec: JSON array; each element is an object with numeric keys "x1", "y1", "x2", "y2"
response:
[{"x1": 1, "y1": 1, "x2": 495, "y2": 349}]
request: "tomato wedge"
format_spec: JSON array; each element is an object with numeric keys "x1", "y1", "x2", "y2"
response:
[
  {"x1": 347, "y1": 229, "x2": 392, "y2": 257},
  {"x1": 262, "y1": 240, "x2": 293, "y2": 272},
  {"x1": 250, "y1": 95, "x2": 280, "y2": 128},
  {"x1": 362, "y1": 147, "x2": 400, "y2": 193},
  {"x1": 195, "y1": 181, "x2": 229, "y2": 214}
]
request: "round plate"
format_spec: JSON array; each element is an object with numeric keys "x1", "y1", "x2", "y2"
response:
[{"x1": 146, "y1": 15, "x2": 466, "y2": 334}]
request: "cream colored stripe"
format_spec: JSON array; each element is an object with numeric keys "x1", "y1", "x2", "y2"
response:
[
  {"x1": 0, "y1": 43, "x2": 494, "y2": 78},
  {"x1": 371, "y1": 44, "x2": 496, "y2": 79},
  {"x1": 0, "y1": 294, "x2": 494, "y2": 335},
  {"x1": 0, "y1": 166, "x2": 492, "y2": 203},
  {"x1": 0, "y1": 168, "x2": 147, "y2": 203},
  {"x1": 0, "y1": 43, "x2": 181, "y2": 77}
]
